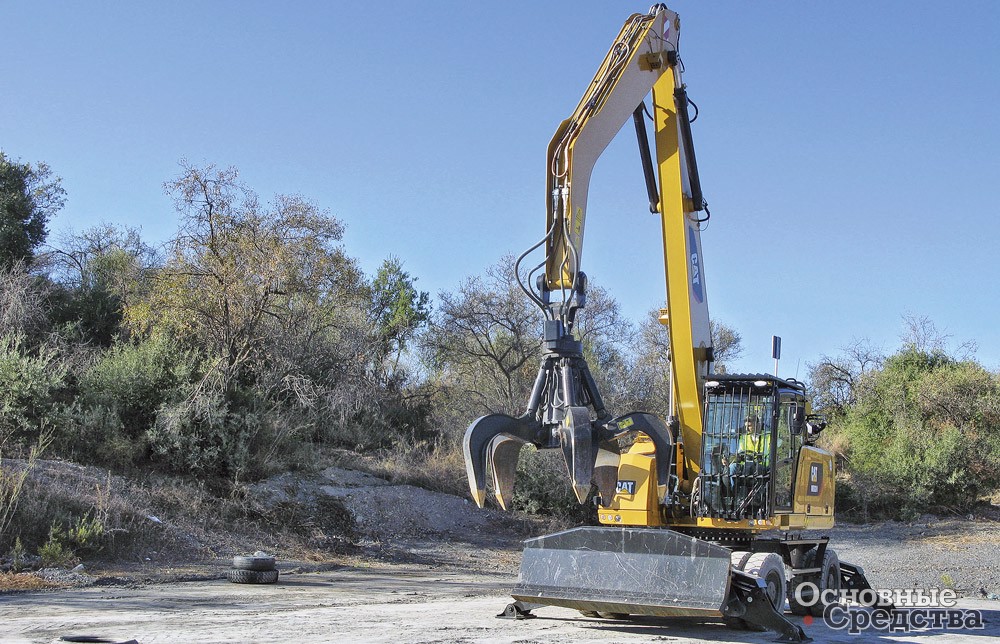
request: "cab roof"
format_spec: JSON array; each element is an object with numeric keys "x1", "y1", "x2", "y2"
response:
[{"x1": 705, "y1": 373, "x2": 806, "y2": 393}]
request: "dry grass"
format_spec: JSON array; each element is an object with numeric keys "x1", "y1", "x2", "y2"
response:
[
  {"x1": 328, "y1": 443, "x2": 468, "y2": 498},
  {"x1": 914, "y1": 531, "x2": 995, "y2": 551},
  {"x1": 2, "y1": 458, "x2": 358, "y2": 571},
  {"x1": 0, "y1": 571, "x2": 65, "y2": 592}
]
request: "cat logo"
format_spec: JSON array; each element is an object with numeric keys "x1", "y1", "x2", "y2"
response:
[
  {"x1": 807, "y1": 462, "x2": 823, "y2": 496},
  {"x1": 687, "y1": 225, "x2": 704, "y2": 303},
  {"x1": 616, "y1": 480, "x2": 636, "y2": 495}
]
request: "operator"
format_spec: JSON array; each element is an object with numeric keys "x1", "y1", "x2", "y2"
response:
[{"x1": 729, "y1": 415, "x2": 771, "y2": 482}]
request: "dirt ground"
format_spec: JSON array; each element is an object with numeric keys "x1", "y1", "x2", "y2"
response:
[
  {"x1": 3, "y1": 561, "x2": 998, "y2": 643},
  {"x1": 3, "y1": 465, "x2": 1000, "y2": 643}
]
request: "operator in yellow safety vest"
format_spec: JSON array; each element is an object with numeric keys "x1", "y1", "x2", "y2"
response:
[
  {"x1": 727, "y1": 415, "x2": 771, "y2": 492},
  {"x1": 736, "y1": 415, "x2": 771, "y2": 465}
]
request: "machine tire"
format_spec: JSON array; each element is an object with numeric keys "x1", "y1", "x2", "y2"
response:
[
  {"x1": 722, "y1": 550, "x2": 785, "y2": 631},
  {"x1": 788, "y1": 546, "x2": 819, "y2": 617},
  {"x1": 743, "y1": 552, "x2": 788, "y2": 614},
  {"x1": 233, "y1": 554, "x2": 276, "y2": 571},
  {"x1": 788, "y1": 571, "x2": 813, "y2": 616},
  {"x1": 227, "y1": 568, "x2": 279, "y2": 584},
  {"x1": 807, "y1": 548, "x2": 841, "y2": 617}
]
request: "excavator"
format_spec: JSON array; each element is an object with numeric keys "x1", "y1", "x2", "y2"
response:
[{"x1": 463, "y1": 5, "x2": 881, "y2": 642}]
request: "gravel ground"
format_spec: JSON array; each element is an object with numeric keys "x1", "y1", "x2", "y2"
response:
[
  {"x1": 3, "y1": 564, "x2": 998, "y2": 643},
  {"x1": 821, "y1": 516, "x2": 1000, "y2": 598},
  {"x1": 4, "y1": 465, "x2": 999, "y2": 642}
]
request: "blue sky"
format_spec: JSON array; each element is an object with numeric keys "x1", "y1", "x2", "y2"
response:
[{"x1": 2, "y1": 1, "x2": 999, "y2": 375}]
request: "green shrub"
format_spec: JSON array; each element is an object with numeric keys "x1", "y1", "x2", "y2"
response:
[
  {"x1": 62, "y1": 404, "x2": 146, "y2": 469},
  {"x1": 9, "y1": 537, "x2": 26, "y2": 571},
  {"x1": 0, "y1": 334, "x2": 67, "y2": 447},
  {"x1": 79, "y1": 334, "x2": 199, "y2": 440},
  {"x1": 38, "y1": 522, "x2": 78, "y2": 567},
  {"x1": 835, "y1": 348, "x2": 1000, "y2": 519},
  {"x1": 148, "y1": 388, "x2": 311, "y2": 480},
  {"x1": 511, "y1": 447, "x2": 594, "y2": 524}
]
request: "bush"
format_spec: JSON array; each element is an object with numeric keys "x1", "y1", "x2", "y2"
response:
[
  {"x1": 78, "y1": 334, "x2": 199, "y2": 439},
  {"x1": 148, "y1": 387, "x2": 312, "y2": 480},
  {"x1": 37, "y1": 513, "x2": 105, "y2": 567},
  {"x1": 834, "y1": 348, "x2": 1000, "y2": 519},
  {"x1": 0, "y1": 334, "x2": 67, "y2": 447},
  {"x1": 38, "y1": 526, "x2": 77, "y2": 567},
  {"x1": 511, "y1": 447, "x2": 595, "y2": 525}
]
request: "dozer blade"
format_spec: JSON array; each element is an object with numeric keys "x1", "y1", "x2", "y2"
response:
[
  {"x1": 511, "y1": 526, "x2": 732, "y2": 616},
  {"x1": 463, "y1": 413, "x2": 540, "y2": 508}
]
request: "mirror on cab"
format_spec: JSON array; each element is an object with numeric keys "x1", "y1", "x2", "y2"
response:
[
  {"x1": 790, "y1": 404, "x2": 806, "y2": 435},
  {"x1": 804, "y1": 414, "x2": 827, "y2": 442}
]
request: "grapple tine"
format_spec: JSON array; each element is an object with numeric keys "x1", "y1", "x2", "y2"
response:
[
  {"x1": 487, "y1": 434, "x2": 525, "y2": 510},
  {"x1": 592, "y1": 439, "x2": 621, "y2": 505},
  {"x1": 463, "y1": 413, "x2": 540, "y2": 508},
  {"x1": 558, "y1": 406, "x2": 596, "y2": 503}
]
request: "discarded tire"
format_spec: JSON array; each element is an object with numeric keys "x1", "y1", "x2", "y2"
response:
[
  {"x1": 233, "y1": 555, "x2": 276, "y2": 571},
  {"x1": 227, "y1": 568, "x2": 279, "y2": 584}
]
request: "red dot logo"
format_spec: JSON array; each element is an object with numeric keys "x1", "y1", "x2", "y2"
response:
[{"x1": 803, "y1": 615, "x2": 814, "y2": 627}]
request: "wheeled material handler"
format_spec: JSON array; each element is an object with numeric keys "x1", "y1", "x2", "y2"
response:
[{"x1": 463, "y1": 5, "x2": 880, "y2": 642}]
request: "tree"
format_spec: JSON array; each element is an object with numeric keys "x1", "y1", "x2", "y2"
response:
[
  {"x1": 0, "y1": 262, "x2": 51, "y2": 339},
  {"x1": 0, "y1": 152, "x2": 65, "y2": 269},
  {"x1": 900, "y1": 313, "x2": 977, "y2": 359},
  {"x1": 368, "y1": 256, "x2": 430, "y2": 380},
  {"x1": 836, "y1": 346, "x2": 1000, "y2": 518},
  {"x1": 807, "y1": 338, "x2": 884, "y2": 416},
  {"x1": 421, "y1": 257, "x2": 541, "y2": 418},
  {"x1": 45, "y1": 223, "x2": 160, "y2": 346},
  {"x1": 574, "y1": 284, "x2": 641, "y2": 413},
  {"x1": 710, "y1": 320, "x2": 743, "y2": 371},
  {"x1": 111, "y1": 162, "x2": 380, "y2": 475},
  {"x1": 133, "y1": 162, "x2": 363, "y2": 395},
  {"x1": 632, "y1": 310, "x2": 744, "y2": 416}
]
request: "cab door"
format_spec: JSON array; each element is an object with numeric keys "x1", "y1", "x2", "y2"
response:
[{"x1": 772, "y1": 394, "x2": 802, "y2": 511}]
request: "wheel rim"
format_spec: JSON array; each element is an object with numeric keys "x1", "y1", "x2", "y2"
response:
[
  {"x1": 765, "y1": 570, "x2": 783, "y2": 609},
  {"x1": 826, "y1": 568, "x2": 841, "y2": 594}
]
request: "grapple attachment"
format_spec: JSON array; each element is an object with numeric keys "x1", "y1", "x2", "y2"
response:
[{"x1": 462, "y1": 287, "x2": 677, "y2": 511}]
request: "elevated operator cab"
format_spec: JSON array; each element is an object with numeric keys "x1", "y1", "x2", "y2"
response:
[{"x1": 600, "y1": 374, "x2": 834, "y2": 533}]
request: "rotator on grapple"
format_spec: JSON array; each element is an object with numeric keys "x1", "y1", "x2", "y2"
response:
[{"x1": 463, "y1": 5, "x2": 880, "y2": 643}]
